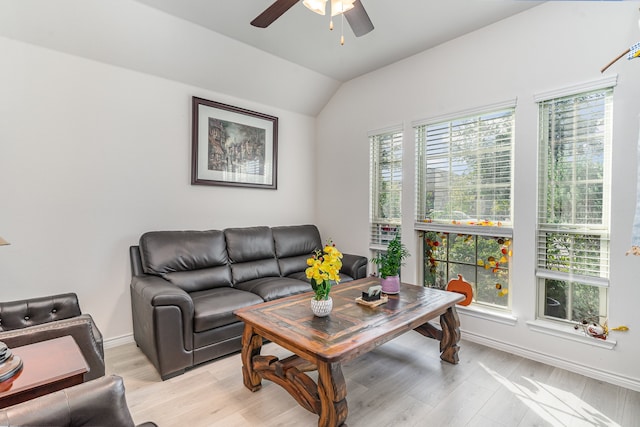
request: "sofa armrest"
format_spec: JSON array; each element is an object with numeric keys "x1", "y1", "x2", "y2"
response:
[
  {"x1": 130, "y1": 275, "x2": 194, "y2": 320},
  {"x1": 0, "y1": 375, "x2": 156, "y2": 427},
  {"x1": 0, "y1": 314, "x2": 105, "y2": 381},
  {"x1": 341, "y1": 253, "x2": 368, "y2": 279},
  {"x1": 130, "y1": 275, "x2": 194, "y2": 380}
]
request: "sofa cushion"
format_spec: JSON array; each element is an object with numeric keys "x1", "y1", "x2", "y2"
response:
[
  {"x1": 278, "y1": 255, "x2": 312, "y2": 278},
  {"x1": 272, "y1": 225, "x2": 322, "y2": 276},
  {"x1": 190, "y1": 288, "x2": 264, "y2": 332},
  {"x1": 285, "y1": 271, "x2": 355, "y2": 284},
  {"x1": 225, "y1": 227, "x2": 280, "y2": 284},
  {"x1": 272, "y1": 225, "x2": 322, "y2": 258},
  {"x1": 139, "y1": 230, "x2": 232, "y2": 292},
  {"x1": 234, "y1": 277, "x2": 312, "y2": 301},
  {"x1": 284, "y1": 271, "x2": 309, "y2": 282}
]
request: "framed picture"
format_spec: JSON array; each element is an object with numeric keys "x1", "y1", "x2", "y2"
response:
[{"x1": 191, "y1": 97, "x2": 278, "y2": 189}]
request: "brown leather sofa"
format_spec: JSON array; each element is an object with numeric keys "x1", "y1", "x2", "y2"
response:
[
  {"x1": 0, "y1": 375, "x2": 156, "y2": 427},
  {"x1": 130, "y1": 224, "x2": 367, "y2": 380},
  {"x1": 0, "y1": 293, "x2": 104, "y2": 381}
]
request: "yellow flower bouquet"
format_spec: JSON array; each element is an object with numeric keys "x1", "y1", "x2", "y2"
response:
[{"x1": 305, "y1": 241, "x2": 343, "y2": 301}]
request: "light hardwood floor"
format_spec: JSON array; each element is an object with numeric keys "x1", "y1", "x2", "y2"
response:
[{"x1": 105, "y1": 332, "x2": 640, "y2": 427}]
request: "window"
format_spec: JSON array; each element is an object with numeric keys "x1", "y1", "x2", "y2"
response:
[
  {"x1": 415, "y1": 102, "x2": 515, "y2": 309},
  {"x1": 423, "y1": 231, "x2": 512, "y2": 307},
  {"x1": 369, "y1": 127, "x2": 403, "y2": 250},
  {"x1": 536, "y1": 86, "x2": 613, "y2": 324}
]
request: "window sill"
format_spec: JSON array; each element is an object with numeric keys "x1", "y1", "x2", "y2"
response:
[
  {"x1": 456, "y1": 304, "x2": 518, "y2": 326},
  {"x1": 526, "y1": 319, "x2": 616, "y2": 350}
]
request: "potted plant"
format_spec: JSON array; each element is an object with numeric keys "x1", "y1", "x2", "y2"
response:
[
  {"x1": 370, "y1": 234, "x2": 410, "y2": 294},
  {"x1": 305, "y1": 240, "x2": 343, "y2": 317}
]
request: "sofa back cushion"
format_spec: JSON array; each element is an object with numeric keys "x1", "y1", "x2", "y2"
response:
[
  {"x1": 272, "y1": 225, "x2": 322, "y2": 277},
  {"x1": 139, "y1": 230, "x2": 232, "y2": 292},
  {"x1": 224, "y1": 226, "x2": 280, "y2": 284}
]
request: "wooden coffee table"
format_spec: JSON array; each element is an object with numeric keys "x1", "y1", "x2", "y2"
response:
[
  {"x1": 0, "y1": 335, "x2": 88, "y2": 408},
  {"x1": 235, "y1": 277, "x2": 464, "y2": 427}
]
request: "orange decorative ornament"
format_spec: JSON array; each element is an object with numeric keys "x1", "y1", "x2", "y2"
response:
[{"x1": 446, "y1": 274, "x2": 473, "y2": 306}]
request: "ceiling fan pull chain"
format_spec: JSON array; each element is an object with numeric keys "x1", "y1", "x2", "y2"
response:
[{"x1": 340, "y1": 12, "x2": 345, "y2": 45}]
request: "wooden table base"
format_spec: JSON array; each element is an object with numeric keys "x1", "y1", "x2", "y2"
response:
[
  {"x1": 241, "y1": 304, "x2": 461, "y2": 427},
  {"x1": 242, "y1": 325, "x2": 349, "y2": 427},
  {"x1": 236, "y1": 279, "x2": 464, "y2": 427}
]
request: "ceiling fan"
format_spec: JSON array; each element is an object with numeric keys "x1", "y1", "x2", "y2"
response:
[{"x1": 251, "y1": 0, "x2": 374, "y2": 38}]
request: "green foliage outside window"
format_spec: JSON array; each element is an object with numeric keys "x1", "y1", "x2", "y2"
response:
[
  {"x1": 423, "y1": 231, "x2": 511, "y2": 308},
  {"x1": 544, "y1": 279, "x2": 604, "y2": 322},
  {"x1": 538, "y1": 87, "x2": 611, "y2": 324}
]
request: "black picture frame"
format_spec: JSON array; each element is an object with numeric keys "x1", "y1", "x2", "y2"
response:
[{"x1": 191, "y1": 97, "x2": 278, "y2": 189}]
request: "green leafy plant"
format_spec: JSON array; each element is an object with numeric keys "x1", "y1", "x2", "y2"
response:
[{"x1": 371, "y1": 234, "x2": 410, "y2": 278}]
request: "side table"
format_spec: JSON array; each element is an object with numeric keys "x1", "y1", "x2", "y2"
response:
[{"x1": 0, "y1": 335, "x2": 88, "y2": 408}]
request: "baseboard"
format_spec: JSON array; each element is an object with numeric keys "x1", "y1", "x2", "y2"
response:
[
  {"x1": 104, "y1": 333, "x2": 135, "y2": 349},
  {"x1": 461, "y1": 328, "x2": 640, "y2": 392}
]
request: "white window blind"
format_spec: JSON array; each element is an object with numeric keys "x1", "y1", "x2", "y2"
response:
[
  {"x1": 415, "y1": 105, "x2": 515, "y2": 310},
  {"x1": 415, "y1": 107, "x2": 515, "y2": 225},
  {"x1": 369, "y1": 127, "x2": 403, "y2": 248},
  {"x1": 536, "y1": 87, "x2": 613, "y2": 322}
]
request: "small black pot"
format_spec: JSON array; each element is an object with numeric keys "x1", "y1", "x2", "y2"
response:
[{"x1": 361, "y1": 291, "x2": 381, "y2": 302}]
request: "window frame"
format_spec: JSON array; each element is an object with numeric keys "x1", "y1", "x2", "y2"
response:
[
  {"x1": 369, "y1": 126, "x2": 403, "y2": 252},
  {"x1": 413, "y1": 101, "x2": 516, "y2": 310},
  {"x1": 534, "y1": 78, "x2": 615, "y2": 324}
]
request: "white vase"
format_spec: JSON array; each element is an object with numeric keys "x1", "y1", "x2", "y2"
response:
[
  {"x1": 310, "y1": 297, "x2": 333, "y2": 317},
  {"x1": 380, "y1": 275, "x2": 400, "y2": 294}
]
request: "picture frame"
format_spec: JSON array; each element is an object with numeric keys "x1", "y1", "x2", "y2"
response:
[{"x1": 191, "y1": 97, "x2": 278, "y2": 189}]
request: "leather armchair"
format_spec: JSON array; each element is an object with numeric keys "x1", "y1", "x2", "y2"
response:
[
  {"x1": 0, "y1": 293, "x2": 104, "y2": 381},
  {"x1": 0, "y1": 375, "x2": 156, "y2": 427}
]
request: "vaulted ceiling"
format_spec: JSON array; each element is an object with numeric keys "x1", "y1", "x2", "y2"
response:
[
  {"x1": 0, "y1": 0, "x2": 544, "y2": 115},
  {"x1": 134, "y1": 0, "x2": 544, "y2": 82}
]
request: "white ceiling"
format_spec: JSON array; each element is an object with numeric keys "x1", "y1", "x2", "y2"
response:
[{"x1": 133, "y1": 0, "x2": 544, "y2": 82}]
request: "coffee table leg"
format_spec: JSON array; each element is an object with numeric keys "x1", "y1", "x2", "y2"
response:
[
  {"x1": 241, "y1": 324, "x2": 263, "y2": 391},
  {"x1": 439, "y1": 305, "x2": 461, "y2": 364},
  {"x1": 317, "y1": 361, "x2": 348, "y2": 427}
]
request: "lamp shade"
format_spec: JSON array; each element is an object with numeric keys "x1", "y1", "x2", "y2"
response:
[
  {"x1": 330, "y1": 0, "x2": 355, "y2": 16},
  {"x1": 0, "y1": 236, "x2": 9, "y2": 246},
  {"x1": 303, "y1": 0, "x2": 326, "y2": 15}
]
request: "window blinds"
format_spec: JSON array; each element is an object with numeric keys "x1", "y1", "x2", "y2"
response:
[
  {"x1": 369, "y1": 128, "x2": 403, "y2": 247},
  {"x1": 415, "y1": 108, "x2": 515, "y2": 224},
  {"x1": 536, "y1": 88, "x2": 613, "y2": 284}
]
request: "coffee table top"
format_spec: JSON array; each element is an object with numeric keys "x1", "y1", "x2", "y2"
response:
[{"x1": 235, "y1": 277, "x2": 464, "y2": 364}]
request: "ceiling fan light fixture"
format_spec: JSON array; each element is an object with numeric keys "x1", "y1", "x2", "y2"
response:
[
  {"x1": 330, "y1": 0, "x2": 355, "y2": 16},
  {"x1": 303, "y1": 0, "x2": 327, "y2": 15}
]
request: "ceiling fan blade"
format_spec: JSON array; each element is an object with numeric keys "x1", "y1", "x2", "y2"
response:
[
  {"x1": 251, "y1": 0, "x2": 300, "y2": 28},
  {"x1": 344, "y1": 0, "x2": 374, "y2": 37}
]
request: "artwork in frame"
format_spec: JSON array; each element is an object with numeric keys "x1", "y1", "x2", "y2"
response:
[{"x1": 191, "y1": 97, "x2": 278, "y2": 189}]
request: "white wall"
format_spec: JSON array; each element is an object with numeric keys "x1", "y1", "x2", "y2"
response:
[
  {"x1": 0, "y1": 0, "x2": 339, "y2": 116},
  {"x1": 317, "y1": 2, "x2": 640, "y2": 390},
  {"x1": 0, "y1": 35, "x2": 318, "y2": 341}
]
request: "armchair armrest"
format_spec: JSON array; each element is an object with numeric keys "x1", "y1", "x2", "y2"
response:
[
  {"x1": 0, "y1": 314, "x2": 105, "y2": 381},
  {"x1": 340, "y1": 253, "x2": 368, "y2": 279},
  {"x1": 0, "y1": 375, "x2": 156, "y2": 427}
]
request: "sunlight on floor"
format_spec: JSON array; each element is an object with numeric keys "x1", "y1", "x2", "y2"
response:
[{"x1": 480, "y1": 363, "x2": 620, "y2": 427}]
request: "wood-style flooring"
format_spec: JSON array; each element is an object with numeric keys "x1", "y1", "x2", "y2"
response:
[{"x1": 105, "y1": 332, "x2": 640, "y2": 426}]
